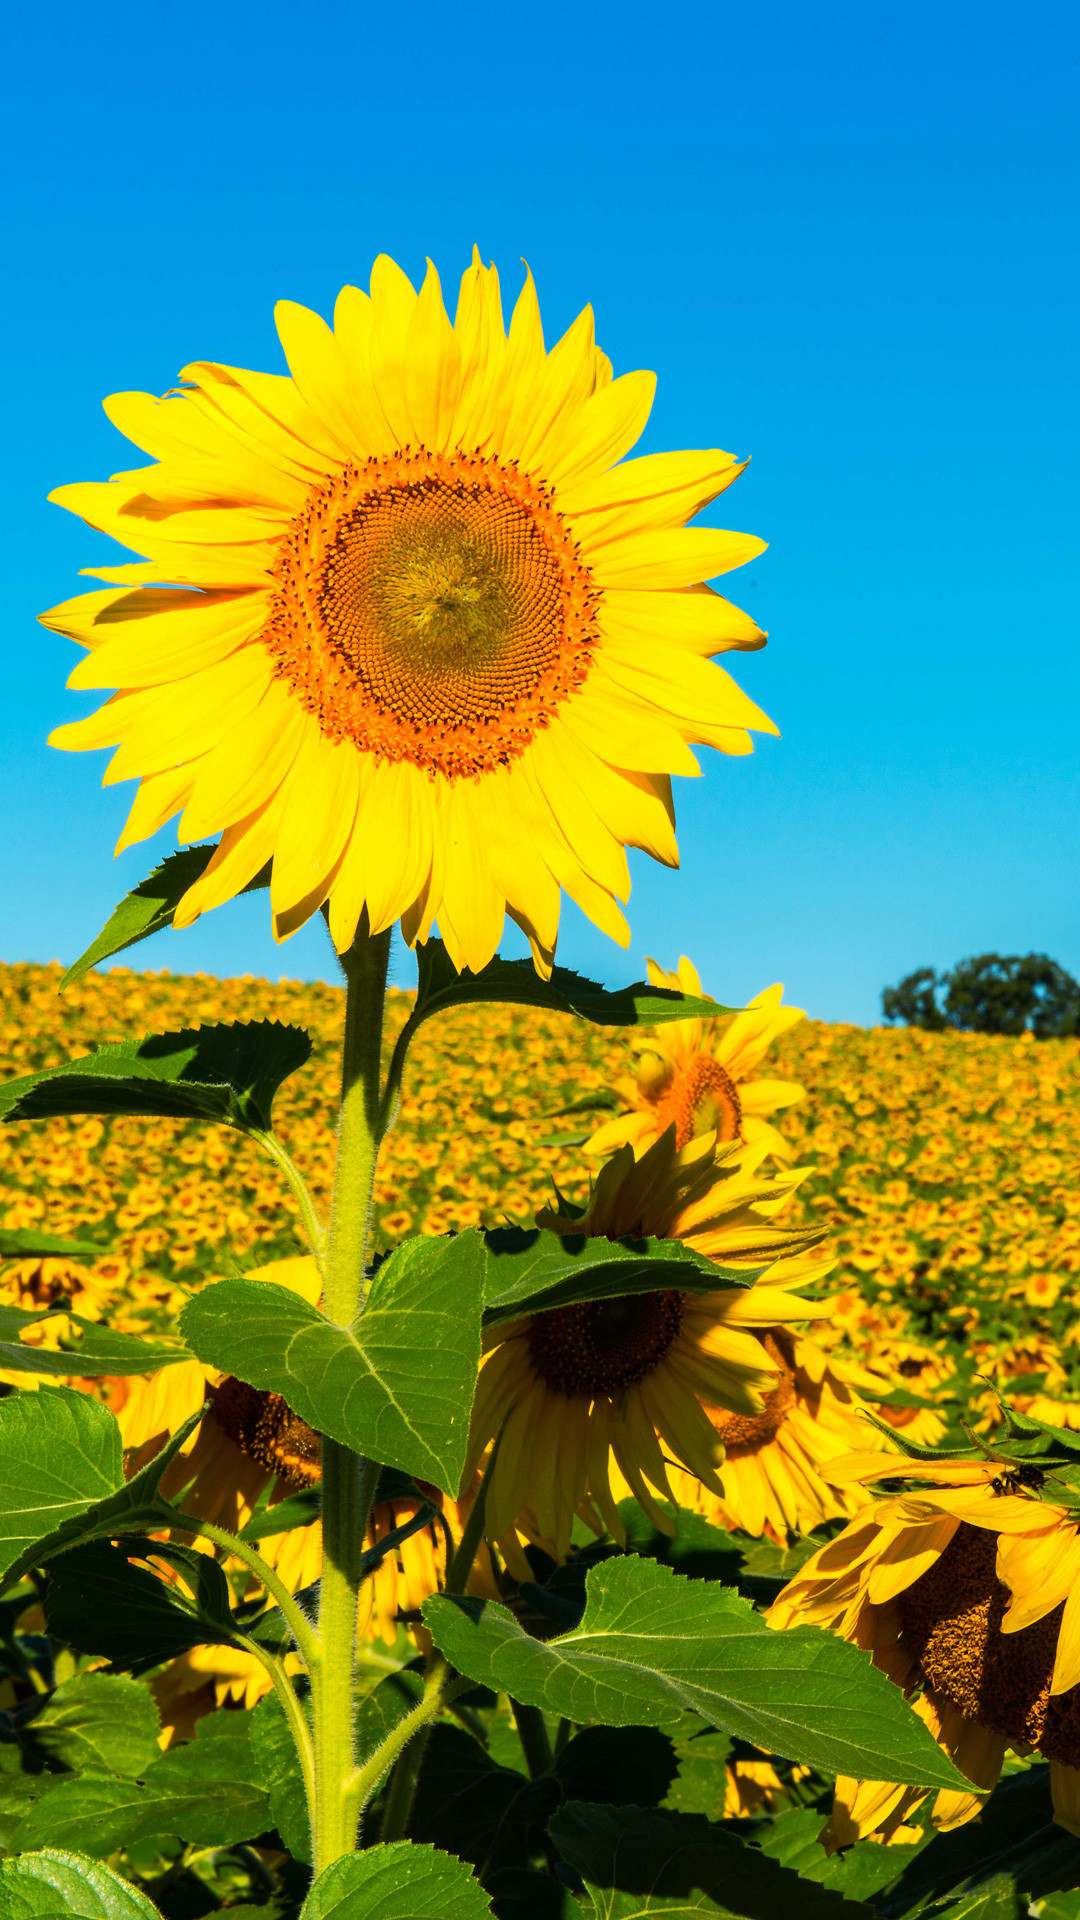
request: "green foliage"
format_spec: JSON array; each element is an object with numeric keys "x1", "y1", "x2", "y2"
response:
[
  {"x1": 60, "y1": 847, "x2": 270, "y2": 988},
  {"x1": 0, "y1": 1399, "x2": 200, "y2": 1596},
  {"x1": 550, "y1": 1802, "x2": 869, "y2": 1919},
  {"x1": 410, "y1": 940, "x2": 731, "y2": 1036},
  {"x1": 0, "y1": 1300, "x2": 190, "y2": 1378},
  {"x1": 0, "y1": 1020, "x2": 310, "y2": 1132},
  {"x1": 179, "y1": 1236, "x2": 485, "y2": 1495},
  {"x1": 882, "y1": 952, "x2": 1080, "y2": 1037},
  {"x1": 0, "y1": 1228, "x2": 111, "y2": 1259},
  {"x1": 0, "y1": 1387, "x2": 122, "y2": 1576},
  {"x1": 0, "y1": 1848, "x2": 164, "y2": 1918},
  {"x1": 44, "y1": 1540, "x2": 243, "y2": 1665},
  {"x1": 8, "y1": 1711, "x2": 271, "y2": 1854},
  {"x1": 424, "y1": 1557, "x2": 968, "y2": 1789},
  {"x1": 301, "y1": 1842, "x2": 494, "y2": 1919},
  {"x1": 12, "y1": 1672, "x2": 161, "y2": 1778},
  {"x1": 251, "y1": 1690, "x2": 313, "y2": 1863}
]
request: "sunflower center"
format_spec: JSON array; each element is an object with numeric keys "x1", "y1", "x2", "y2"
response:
[
  {"x1": 649, "y1": 1056, "x2": 743, "y2": 1150},
  {"x1": 211, "y1": 1376, "x2": 322, "y2": 1488},
  {"x1": 896, "y1": 1520, "x2": 1080, "y2": 1761},
  {"x1": 709, "y1": 1329, "x2": 796, "y2": 1452},
  {"x1": 262, "y1": 448, "x2": 601, "y2": 780},
  {"x1": 528, "y1": 1291, "x2": 685, "y2": 1397}
]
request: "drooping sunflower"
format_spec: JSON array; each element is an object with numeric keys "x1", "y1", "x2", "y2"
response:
[
  {"x1": 42, "y1": 253, "x2": 774, "y2": 976},
  {"x1": 464, "y1": 1126, "x2": 833, "y2": 1566},
  {"x1": 654, "y1": 1331, "x2": 888, "y2": 1543},
  {"x1": 769, "y1": 1450, "x2": 1080, "y2": 1845},
  {"x1": 586, "y1": 959, "x2": 805, "y2": 1165}
]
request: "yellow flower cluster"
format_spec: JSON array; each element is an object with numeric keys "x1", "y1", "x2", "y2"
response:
[{"x1": 2, "y1": 964, "x2": 1078, "y2": 1413}]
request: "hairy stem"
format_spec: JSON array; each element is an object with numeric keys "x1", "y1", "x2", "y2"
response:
[
  {"x1": 310, "y1": 918, "x2": 392, "y2": 1873},
  {"x1": 343, "y1": 1664, "x2": 467, "y2": 1828},
  {"x1": 172, "y1": 1513, "x2": 318, "y2": 1669},
  {"x1": 378, "y1": 1722, "x2": 432, "y2": 1842},
  {"x1": 252, "y1": 1127, "x2": 327, "y2": 1266}
]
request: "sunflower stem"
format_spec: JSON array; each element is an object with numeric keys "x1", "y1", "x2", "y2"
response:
[
  {"x1": 251, "y1": 1127, "x2": 327, "y2": 1266},
  {"x1": 310, "y1": 916, "x2": 392, "y2": 1873},
  {"x1": 511, "y1": 1700, "x2": 554, "y2": 1778}
]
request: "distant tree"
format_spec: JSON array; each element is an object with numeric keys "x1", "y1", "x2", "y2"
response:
[
  {"x1": 881, "y1": 967, "x2": 946, "y2": 1031},
  {"x1": 881, "y1": 953, "x2": 1080, "y2": 1038}
]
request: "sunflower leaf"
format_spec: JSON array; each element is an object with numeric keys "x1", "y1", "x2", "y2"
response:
[
  {"x1": 0, "y1": 1399, "x2": 203, "y2": 1597},
  {"x1": 44, "y1": 1539, "x2": 242, "y2": 1665},
  {"x1": 0, "y1": 1228, "x2": 112, "y2": 1260},
  {"x1": 179, "y1": 1234, "x2": 486, "y2": 1494},
  {"x1": 0, "y1": 1020, "x2": 310, "y2": 1132},
  {"x1": 11, "y1": 1671, "x2": 162, "y2": 1779},
  {"x1": 9, "y1": 1714, "x2": 271, "y2": 1855},
  {"x1": 423, "y1": 1556, "x2": 970, "y2": 1790},
  {"x1": 60, "y1": 847, "x2": 271, "y2": 989},
  {"x1": 300, "y1": 1842, "x2": 494, "y2": 1920},
  {"x1": 551, "y1": 1802, "x2": 871, "y2": 1920},
  {"x1": 0, "y1": 1301, "x2": 191, "y2": 1377},
  {"x1": 404, "y1": 941, "x2": 733, "y2": 1044},
  {"x1": 0, "y1": 1848, "x2": 165, "y2": 1918},
  {"x1": 471, "y1": 1224, "x2": 760, "y2": 1323}
]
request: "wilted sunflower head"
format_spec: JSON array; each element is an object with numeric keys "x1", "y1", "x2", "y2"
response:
[{"x1": 44, "y1": 252, "x2": 774, "y2": 976}]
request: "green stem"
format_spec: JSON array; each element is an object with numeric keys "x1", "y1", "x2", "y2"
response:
[
  {"x1": 378, "y1": 1722, "x2": 431, "y2": 1841},
  {"x1": 234, "y1": 1630, "x2": 315, "y2": 1809},
  {"x1": 343, "y1": 1664, "x2": 467, "y2": 1828},
  {"x1": 310, "y1": 918, "x2": 392, "y2": 1874},
  {"x1": 512, "y1": 1700, "x2": 554, "y2": 1778},
  {"x1": 252, "y1": 1128, "x2": 327, "y2": 1265},
  {"x1": 172, "y1": 1513, "x2": 318, "y2": 1670},
  {"x1": 444, "y1": 1424, "x2": 504, "y2": 1596}
]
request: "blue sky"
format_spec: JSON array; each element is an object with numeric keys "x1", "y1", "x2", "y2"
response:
[{"x1": 3, "y1": 0, "x2": 1077, "y2": 1023}]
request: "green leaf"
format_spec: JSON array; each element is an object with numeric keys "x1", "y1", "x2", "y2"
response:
[
  {"x1": 555, "y1": 1727, "x2": 678, "y2": 1809},
  {"x1": 45, "y1": 1539, "x2": 242, "y2": 1664},
  {"x1": 0, "y1": 1302, "x2": 191, "y2": 1378},
  {"x1": 936, "y1": 1879, "x2": 1024, "y2": 1920},
  {"x1": 251, "y1": 1690, "x2": 312, "y2": 1864},
  {"x1": 1039, "y1": 1894, "x2": 1080, "y2": 1920},
  {"x1": 61, "y1": 846, "x2": 271, "y2": 988},
  {"x1": 0, "y1": 1848, "x2": 164, "y2": 1918},
  {"x1": 870, "y1": 1764, "x2": 1080, "y2": 1909},
  {"x1": 412, "y1": 941, "x2": 734, "y2": 1033},
  {"x1": 240, "y1": 1483, "x2": 322, "y2": 1541},
  {"x1": 476, "y1": 1226, "x2": 768, "y2": 1325},
  {"x1": 753, "y1": 1806, "x2": 927, "y2": 1903},
  {"x1": 180, "y1": 1233, "x2": 485, "y2": 1495},
  {"x1": 484, "y1": 1870, "x2": 578, "y2": 1920},
  {"x1": 17, "y1": 1671, "x2": 161, "y2": 1777},
  {"x1": 0, "y1": 1386, "x2": 122, "y2": 1577},
  {"x1": 301, "y1": 1841, "x2": 494, "y2": 1920},
  {"x1": 661, "y1": 1731, "x2": 731, "y2": 1818},
  {"x1": 423, "y1": 1557, "x2": 969, "y2": 1790},
  {"x1": 550, "y1": 1802, "x2": 869, "y2": 1920},
  {"x1": 405, "y1": 1722, "x2": 555, "y2": 1874},
  {"x1": 10, "y1": 1718, "x2": 271, "y2": 1854},
  {"x1": 0, "y1": 1401, "x2": 203, "y2": 1597},
  {"x1": 0, "y1": 1020, "x2": 310, "y2": 1132},
  {"x1": 0, "y1": 1228, "x2": 111, "y2": 1260}
]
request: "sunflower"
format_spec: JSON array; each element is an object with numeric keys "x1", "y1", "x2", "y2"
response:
[
  {"x1": 655, "y1": 1332, "x2": 887, "y2": 1543},
  {"x1": 850, "y1": 1337, "x2": 954, "y2": 1451},
  {"x1": 463, "y1": 1126, "x2": 833, "y2": 1566},
  {"x1": 110, "y1": 1255, "x2": 491, "y2": 1734},
  {"x1": 42, "y1": 253, "x2": 774, "y2": 976},
  {"x1": 769, "y1": 1450, "x2": 1080, "y2": 1845},
  {"x1": 586, "y1": 959, "x2": 804, "y2": 1164}
]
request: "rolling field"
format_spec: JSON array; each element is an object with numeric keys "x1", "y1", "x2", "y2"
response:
[{"x1": 2, "y1": 959, "x2": 1079, "y2": 1428}]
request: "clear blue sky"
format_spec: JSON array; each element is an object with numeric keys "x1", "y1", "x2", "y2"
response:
[{"x1": 3, "y1": 0, "x2": 1077, "y2": 1023}]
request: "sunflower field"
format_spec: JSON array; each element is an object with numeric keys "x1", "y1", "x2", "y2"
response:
[{"x1": 6, "y1": 250, "x2": 1080, "y2": 1920}]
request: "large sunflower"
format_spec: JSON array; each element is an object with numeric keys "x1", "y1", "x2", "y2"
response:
[
  {"x1": 770, "y1": 1450, "x2": 1080, "y2": 1845},
  {"x1": 42, "y1": 253, "x2": 773, "y2": 975},
  {"x1": 586, "y1": 959, "x2": 804, "y2": 1164},
  {"x1": 463, "y1": 1127, "x2": 833, "y2": 1566},
  {"x1": 655, "y1": 1331, "x2": 887, "y2": 1543}
]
